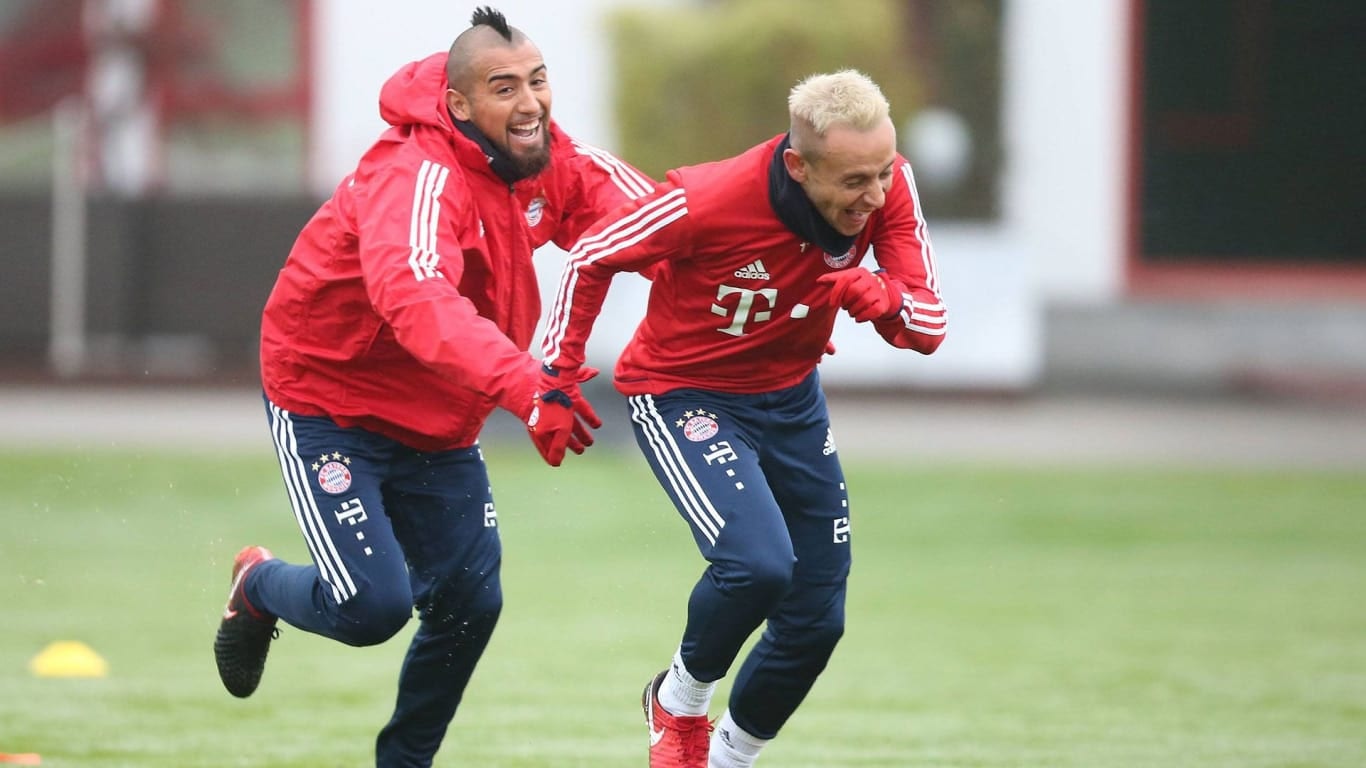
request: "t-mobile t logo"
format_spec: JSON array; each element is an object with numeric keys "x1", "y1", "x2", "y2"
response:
[
  {"x1": 833, "y1": 516, "x2": 851, "y2": 543},
  {"x1": 711, "y1": 285, "x2": 778, "y2": 337}
]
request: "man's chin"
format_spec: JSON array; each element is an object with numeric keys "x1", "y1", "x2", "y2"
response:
[
  {"x1": 837, "y1": 215, "x2": 872, "y2": 236},
  {"x1": 512, "y1": 152, "x2": 551, "y2": 178}
]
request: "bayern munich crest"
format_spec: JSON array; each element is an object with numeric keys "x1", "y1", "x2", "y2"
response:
[
  {"x1": 678, "y1": 410, "x2": 720, "y2": 442},
  {"x1": 525, "y1": 197, "x2": 546, "y2": 227},
  {"x1": 823, "y1": 246, "x2": 858, "y2": 269},
  {"x1": 313, "y1": 452, "x2": 354, "y2": 494}
]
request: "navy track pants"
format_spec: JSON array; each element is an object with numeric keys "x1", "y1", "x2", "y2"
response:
[
  {"x1": 627, "y1": 371, "x2": 852, "y2": 740},
  {"x1": 246, "y1": 396, "x2": 503, "y2": 767}
]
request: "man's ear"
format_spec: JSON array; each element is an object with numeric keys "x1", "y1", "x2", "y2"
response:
[
  {"x1": 782, "y1": 147, "x2": 808, "y2": 183},
  {"x1": 445, "y1": 89, "x2": 471, "y2": 121}
]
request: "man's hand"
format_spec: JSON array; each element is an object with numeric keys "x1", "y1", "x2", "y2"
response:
[
  {"x1": 524, "y1": 365, "x2": 602, "y2": 466},
  {"x1": 816, "y1": 268, "x2": 903, "y2": 323}
]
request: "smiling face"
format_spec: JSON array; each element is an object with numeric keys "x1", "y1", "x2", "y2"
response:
[
  {"x1": 784, "y1": 117, "x2": 898, "y2": 236},
  {"x1": 445, "y1": 38, "x2": 553, "y2": 178}
]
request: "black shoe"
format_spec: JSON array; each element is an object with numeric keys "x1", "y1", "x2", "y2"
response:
[{"x1": 214, "y1": 546, "x2": 278, "y2": 698}]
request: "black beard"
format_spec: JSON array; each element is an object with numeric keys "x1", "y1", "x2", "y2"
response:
[
  {"x1": 453, "y1": 118, "x2": 551, "y2": 184},
  {"x1": 507, "y1": 139, "x2": 551, "y2": 178}
]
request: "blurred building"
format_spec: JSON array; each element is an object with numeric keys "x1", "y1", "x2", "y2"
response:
[{"x1": 0, "y1": 0, "x2": 1361, "y2": 399}]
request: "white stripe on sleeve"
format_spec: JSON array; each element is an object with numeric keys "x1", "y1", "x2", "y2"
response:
[
  {"x1": 407, "y1": 160, "x2": 448, "y2": 281},
  {"x1": 572, "y1": 139, "x2": 654, "y2": 199},
  {"x1": 542, "y1": 189, "x2": 688, "y2": 363},
  {"x1": 900, "y1": 162, "x2": 941, "y2": 298}
]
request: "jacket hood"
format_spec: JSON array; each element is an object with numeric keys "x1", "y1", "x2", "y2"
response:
[{"x1": 379, "y1": 52, "x2": 453, "y2": 132}]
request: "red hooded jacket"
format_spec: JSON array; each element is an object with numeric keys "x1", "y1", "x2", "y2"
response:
[{"x1": 260, "y1": 53, "x2": 652, "y2": 450}]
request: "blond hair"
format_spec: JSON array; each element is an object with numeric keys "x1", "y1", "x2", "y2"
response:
[{"x1": 788, "y1": 70, "x2": 890, "y2": 138}]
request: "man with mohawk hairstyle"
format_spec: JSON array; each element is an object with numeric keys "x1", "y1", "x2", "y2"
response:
[
  {"x1": 211, "y1": 6, "x2": 652, "y2": 766},
  {"x1": 539, "y1": 69, "x2": 946, "y2": 767}
]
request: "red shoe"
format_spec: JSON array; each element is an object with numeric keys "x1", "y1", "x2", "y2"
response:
[
  {"x1": 642, "y1": 670, "x2": 712, "y2": 768},
  {"x1": 213, "y1": 546, "x2": 278, "y2": 698}
]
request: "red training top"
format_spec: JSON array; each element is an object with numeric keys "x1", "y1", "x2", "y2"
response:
[
  {"x1": 541, "y1": 134, "x2": 946, "y2": 396},
  {"x1": 260, "y1": 53, "x2": 652, "y2": 450}
]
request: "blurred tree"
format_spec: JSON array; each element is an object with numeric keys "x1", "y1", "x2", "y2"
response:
[
  {"x1": 608, "y1": 0, "x2": 1002, "y2": 220},
  {"x1": 608, "y1": 0, "x2": 921, "y2": 180},
  {"x1": 902, "y1": 0, "x2": 1003, "y2": 220}
]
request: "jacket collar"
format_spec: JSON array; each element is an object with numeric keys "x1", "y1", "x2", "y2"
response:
[
  {"x1": 453, "y1": 118, "x2": 529, "y2": 186},
  {"x1": 766, "y1": 133, "x2": 856, "y2": 256}
]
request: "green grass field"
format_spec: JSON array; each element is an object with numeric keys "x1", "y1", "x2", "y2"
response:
[{"x1": 2, "y1": 448, "x2": 1364, "y2": 767}]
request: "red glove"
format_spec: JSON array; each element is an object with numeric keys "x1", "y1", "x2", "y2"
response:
[
  {"x1": 815, "y1": 268, "x2": 903, "y2": 323},
  {"x1": 524, "y1": 364, "x2": 602, "y2": 466}
]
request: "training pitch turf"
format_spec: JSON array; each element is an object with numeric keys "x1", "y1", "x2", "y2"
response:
[{"x1": 2, "y1": 449, "x2": 1364, "y2": 767}]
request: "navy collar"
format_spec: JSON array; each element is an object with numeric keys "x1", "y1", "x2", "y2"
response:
[
  {"x1": 767, "y1": 133, "x2": 856, "y2": 257},
  {"x1": 453, "y1": 118, "x2": 527, "y2": 186}
]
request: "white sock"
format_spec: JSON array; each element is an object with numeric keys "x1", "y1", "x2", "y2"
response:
[
  {"x1": 709, "y1": 709, "x2": 768, "y2": 768},
  {"x1": 658, "y1": 649, "x2": 715, "y2": 716}
]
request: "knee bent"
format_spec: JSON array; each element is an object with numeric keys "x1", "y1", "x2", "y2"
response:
[
  {"x1": 775, "y1": 608, "x2": 846, "y2": 658},
  {"x1": 802, "y1": 615, "x2": 846, "y2": 654},
  {"x1": 332, "y1": 591, "x2": 413, "y2": 647},
  {"x1": 716, "y1": 556, "x2": 795, "y2": 606},
  {"x1": 419, "y1": 577, "x2": 503, "y2": 627}
]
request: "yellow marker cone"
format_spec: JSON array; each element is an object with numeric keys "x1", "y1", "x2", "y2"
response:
[{"x1": 28, "y1": 641, "x2": 108, "y2": 678}]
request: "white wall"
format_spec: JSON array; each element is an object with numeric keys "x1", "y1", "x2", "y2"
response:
[{"x1": 1001, "y1": 0, "x2": 1129, "y2": 304}]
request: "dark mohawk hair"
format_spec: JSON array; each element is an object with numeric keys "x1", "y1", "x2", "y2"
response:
[{"x1": 470, "y1": 6, "x2": 513, "y2": 41}]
